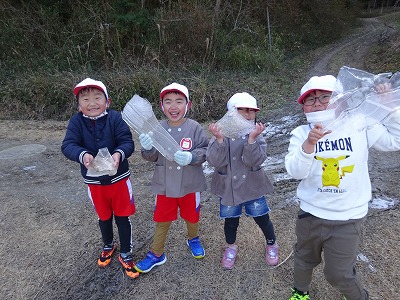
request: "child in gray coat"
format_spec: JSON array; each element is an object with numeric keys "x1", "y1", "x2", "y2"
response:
[
  {"x1": 134, "y1": 83, "x2": 208, "y2": 274},
  {"x1": 206, "y1": 92, "x2": 278, "y2": 269}
]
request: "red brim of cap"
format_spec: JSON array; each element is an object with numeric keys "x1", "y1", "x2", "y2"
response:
[
  {"x1": 160, "y1": 89, "x2": 186, "y2": 100},
  {"x1": 73, "y1": 85, "x2": 105, "y2": 97},
  {"x1": 297, "y1": 89, "x2": 332, "y2": 104}
]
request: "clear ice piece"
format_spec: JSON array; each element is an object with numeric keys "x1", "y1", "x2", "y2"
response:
[
  {"x1": 86, "y1": 147, "x2": 117, "y2": 177},
  {"x1": 122, "y1": 95, "x2": 181, "y2": 161},
  {"x1": 215, "y1": 108, "x2": 255, "y2": 138},
  {"x1": 322, "y1": 66, "x2": 400, "y2": 133}
]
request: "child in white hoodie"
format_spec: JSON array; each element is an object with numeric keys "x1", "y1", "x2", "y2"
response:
[{"x1": 285, "y1": 74, "x2": 400, "y2": 300}]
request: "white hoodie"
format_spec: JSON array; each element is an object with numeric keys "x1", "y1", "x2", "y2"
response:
[{"x1": 285, "y1": 112, "x2": 400, "y2": 220}]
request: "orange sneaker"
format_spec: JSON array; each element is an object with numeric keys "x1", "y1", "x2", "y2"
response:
[
  {"x1": 119, "y1": 254, "x2": 140, "y2": 279},
  {"x1": 97, "y1": 243, "x2": 117, "y2": 267}
]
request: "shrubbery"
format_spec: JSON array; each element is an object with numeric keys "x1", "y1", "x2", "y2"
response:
[{"x1": 1, "y1": 0, "x2": 396, "y2": 121}]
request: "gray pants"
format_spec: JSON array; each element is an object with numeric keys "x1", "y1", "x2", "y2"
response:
[{"x1": 293, "y1": 210, "x2": 368, "y2": 300}]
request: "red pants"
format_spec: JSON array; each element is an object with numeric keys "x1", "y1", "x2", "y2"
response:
[
  {"x1": 88, "y1": 178, "x2": 135, "y2": 220},
  {"x1": 154, "y1": 192, "x2": 200, "y2": 223}
]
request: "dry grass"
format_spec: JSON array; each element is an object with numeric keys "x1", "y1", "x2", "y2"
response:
[{"x1": 1, "y1": 117, "x2": 399, "y2": 300}]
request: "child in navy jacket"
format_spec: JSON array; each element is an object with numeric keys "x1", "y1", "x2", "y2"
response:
[{"x1": 61, "y1": 78, "x2": 138, "y2": 279}]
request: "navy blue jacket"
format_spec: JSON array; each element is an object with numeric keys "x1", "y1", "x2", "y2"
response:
[{"x1": 61, "y1": 110, "x2": 134, "y2": 185}]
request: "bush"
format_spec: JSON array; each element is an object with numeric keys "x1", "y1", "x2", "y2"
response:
[
  {"x1": 0, "y1": 73, "x2": 75, "y2": 120},
  {"x1": 0, "y1": 0, "x2": 365, "y2": 121}
]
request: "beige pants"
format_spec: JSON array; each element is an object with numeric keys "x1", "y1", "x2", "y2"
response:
[{"x1": 151, "y1": 220, "x2": 199, "y2": 255}]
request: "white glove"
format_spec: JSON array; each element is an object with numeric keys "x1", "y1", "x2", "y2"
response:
[
  {"x1": 174, "y1": 150, "x2": 192, "y2": 166},
  {"x1": 139, "y1": 133, "x2": 154, "y2": 150}
]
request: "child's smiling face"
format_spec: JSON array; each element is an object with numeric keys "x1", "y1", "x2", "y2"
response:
[
  {"x1": 162, "y1": 92, "x2": 188, "y2": 126},
  {"x1": 78, "y1": 88, "x2": 108, "y2": 117}
]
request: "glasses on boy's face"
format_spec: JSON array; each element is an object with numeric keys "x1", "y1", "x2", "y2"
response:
[{"x1": 303, "y1": 94, "x2": 331, "y2": 106}]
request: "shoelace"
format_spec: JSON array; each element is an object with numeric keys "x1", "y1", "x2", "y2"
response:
[
  {"x1": 122, "y1": 255, "x2": 133, "y2": 264},
  {"x1": 121, "y1": 258, "x2": 135, "y2": 271}
]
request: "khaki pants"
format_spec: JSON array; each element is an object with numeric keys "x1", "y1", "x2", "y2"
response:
[
  {"x1": 293, "y1": 210, "x2": 368, "y2": 300},
  {"x1": 151, "y1": 220, "x2": 199, "y2": 255}
]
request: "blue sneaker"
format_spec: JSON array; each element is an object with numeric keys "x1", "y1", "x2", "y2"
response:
[
  {"x1": 134, "y1": 251, "x2": 167, "y2": 273},
  {"x1": 186, "y1": 236, "x2": 205, "y2": 259}
]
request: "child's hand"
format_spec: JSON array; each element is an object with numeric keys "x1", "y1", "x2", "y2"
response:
[
  {"x1": 139, "y1": 133, "x2": 154, "y2": 150},
  {"x1": 83, "y1": 153, "x2": 94, "y2": 169},
  {"x1": 248, "y1": 122, "x2": 266, "y2": 144},
  {"x1": 174, "y1": 150, "x2": 192, "y2": 166},
  {"x1": 375, "y1": 82, "x2": 392, "y2": 94},
  {"x1": 302, "y1": 123, "x2": 331, "y2": 153},
  {"x1": 112, "y1": 152, "x2": 121, "y2": 170},
  {"x1": 208, "y1": 123, "x2": 223, "y2": 143}
]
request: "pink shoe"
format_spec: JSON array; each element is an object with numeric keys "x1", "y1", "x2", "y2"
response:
[
  {"x1": 266, "y1": 243, "x2": 279, "y2": 266},
  {"x1": 222, "y1": 244, "x2": 238, "y2": 269}
]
